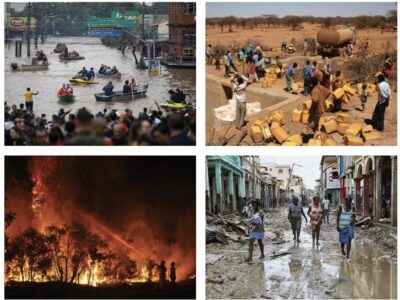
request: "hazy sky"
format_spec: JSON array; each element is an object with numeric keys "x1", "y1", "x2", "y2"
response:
[
  {"x1": 260, "y1": 156, "x2": 322, "y2": 189},
  {"x1": 206, "y1": 2, "x2": 397, "y2": 18}
]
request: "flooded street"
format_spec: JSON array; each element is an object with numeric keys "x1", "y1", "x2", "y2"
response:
[
  {"x1": 206, "y1": 209, "x2": 397, "y2": 299},
  {"x1": 5, "y1": 36, "x2": 195, "y2": 116}
]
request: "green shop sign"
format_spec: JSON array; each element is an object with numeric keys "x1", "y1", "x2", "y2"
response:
[
  {"x1": 87, "y1": 18, "x2": 136, "y2": 28},
  {"x1": 111, "y1": 11, "x2": 140, "y2": 21}
]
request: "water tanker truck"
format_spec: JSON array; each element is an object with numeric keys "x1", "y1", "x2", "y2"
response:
[{"x1": 316, "y1": 27, "x2": 356, "y2": 57}]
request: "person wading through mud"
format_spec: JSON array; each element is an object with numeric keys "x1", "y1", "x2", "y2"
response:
[
  {"x1": 337, "y1": 196, "x2": 355, "y2": 260},
  {"x1": 307, "y1": 196, "x2": 323, "y2": 246},
  {"x1": 322, "y1": 195, "x2": 330, "y2": 223},
  {"x1": 231, "y1": 72, "x2": 250, "y2": 130},
  {"x1": 245, "y1": 200, "x2": 264, "y2": 262},
  {"x1": 288, "y1": 195, "x2": 308, "y2": 243},
  {"x1": 309, "y1": 77, "x2": 331, "y2": 131}
]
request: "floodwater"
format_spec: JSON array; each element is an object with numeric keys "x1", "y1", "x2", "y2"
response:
[
  {"x1": 5, "y1": 36, "x2": 195, "y2": 116},
  {"x1": 264, "y1": 220, "x2": 397, "y2": 299}
]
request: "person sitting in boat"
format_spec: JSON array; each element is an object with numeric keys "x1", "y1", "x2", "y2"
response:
[
  {"x1": 74, "y1": 67, "x2": 88, "y2": 79},
  {"x1": 66, "y1": 84, "x2": 73, "y2": 94},
  {"x1": 169, "y1": 89, "x2": 187, "y2": 104},
  {"x1": 63, "y1": 46, "x2": 69, "y2": 58},
  {"x1": 104, "y1": 66, "x2": 112, "y2": 75},
  {"x1": 57, "y1": 84, "x2": 70, "y2": 96},
  {"x1": 103, "y1": 81, "x2": 114, "y2": 96},
  {"x1": 111, "y1": 66, "x2": 119, "y2": 74},
  {"x1": 86, "y1": 67, "x2": 95, "y2": 80},
  {"x1": 128, "y1": 78, "x2": 137, "y2": 90},
  {"x1": 123, "y1": 80, "x2": 131, "y2": 94},
  {"x1": 99, "y1": 64, "x2": 106, "y2": 75}
]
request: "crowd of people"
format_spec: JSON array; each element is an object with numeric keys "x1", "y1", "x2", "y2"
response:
[
  {"x1": 222, "y1": 41, "x2": 393, "y2": 133},
  {"x1": 4, "y1": 103, "x2": 195, "y2": 146}
]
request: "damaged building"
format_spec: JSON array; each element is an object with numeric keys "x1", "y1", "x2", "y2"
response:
[{"x1": 322, "y1": 155, "x2": 397, "y2": 226}]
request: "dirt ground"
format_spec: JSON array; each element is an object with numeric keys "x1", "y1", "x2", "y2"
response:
[
  {"x1": 206, "y1": 23, "x2": 397, "y2": 54},
  {"x1": 206, "y1": 65, "x2": 397, "y2": 146},
  {"x1": 206, "y1": 208, "x2": 397, "y2": 299}
]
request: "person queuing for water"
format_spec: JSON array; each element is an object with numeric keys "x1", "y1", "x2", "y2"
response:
[
  {"x1": 337, "y1": 196, "x2": 355, "y2": 260},
  {"x1": 309, "y1": 77, "x2": 331, "y2": 131},
  {"x1": 245, "y1": 200, "x2": 264, "y2": 262},
  {"x1": 223, "y1": 52, "x2": 230, "y2": 78},
  {"x1": 275, "y1": 56, "x2": 283, "y2": 78},
  {"x1": 227, "y1": 50, "x2": 237, "y2": 72},
  {"x1": 322, "y1": 195, "x2": 330, "y2": 223},
  {"x1": 359, "y1": 83, "x2": 368, "y2": 111},
  {"x1": 281, "y1": 37, "x2": 287, "y2": 52},
  {"x1": 214, "y1": 49, "x2": 221, "y2": 70},
  {"x1": 231, "y1": 72, "x2": 250, "y2": 129},
  {"x1": 372, "y1": 73, "x2": 391, "y2": 132},
  {"x1": 285, "y1": 62, "x2": 297, "y2": 93},
  {"x1": 206, "y1": 44, "x2": 213, "y2": 65},
  {"x1": 332, "y1": 70, "x2": 346, "y2": 112},
  {"x1": 170, "y1": 262, "x2": 176, "y2": 285},
  {"x1": 103, "y1": 81, "x2": 114, "y2": 96},
  {"x1": 383, "y1": 54, "x2": 395, "y2": 78},
  {"x1": 24, "y1": 87, "x2": 39, "y2": 113},
  {"x1": 321, "y1": 57, "x2": 332, "y2": 89},
  {"x1": 303, "y1": 60, "x2": 312, "y2": 96},
  {"x1": 288, "y1": 195, "x2": 308, "y2": 243},
  {"x1": 307, "y1": 196, "x2": 323, "y2": 246}
]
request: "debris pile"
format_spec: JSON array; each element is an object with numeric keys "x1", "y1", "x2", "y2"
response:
[
  {"x1": 206, "y1": 212, "x2": 248, "y2": 245},
  {"x1": 356, "y1": 225, "x2": 397, "y2": 256}
]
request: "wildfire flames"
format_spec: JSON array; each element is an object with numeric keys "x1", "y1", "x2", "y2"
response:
[{"x1": 5, "y1": 157, "x2": 196, "y2": 287}]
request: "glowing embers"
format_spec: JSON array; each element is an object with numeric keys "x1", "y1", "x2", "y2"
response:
[{"x1": 31, "y1": 176, "x2": 47, "y2": 219}]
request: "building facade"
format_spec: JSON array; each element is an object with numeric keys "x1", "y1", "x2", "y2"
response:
[
  {"x1": 167, "y1": 2, "x2": 196, "y2": 63},
  {"x1": 325, "y1": 156, "x2": 397, "y2": 226},
  {"x1": 206, "y1": 156, "x2": 244, "y2": 215},
  {"x1": 320, "y1": 156, "x2": 340, "y2": 206}
]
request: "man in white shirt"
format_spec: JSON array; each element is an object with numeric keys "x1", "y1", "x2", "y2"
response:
[
  {"x1": 231, "y1": 72, "x2": 250, "y2": 129},
  {"x1": 206, "y1": 44, "x2": 213, "y2": 65},
  {"x1": 372, "y1": 74, "x2": 391, "y2": 131},
  {"x1": 322, "y1": 195, "x2": 330, "y2": 223}
]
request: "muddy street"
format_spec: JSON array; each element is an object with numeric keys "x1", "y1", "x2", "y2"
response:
[{"x1": 206, "y1": 208, "x2": 397, "y2": 299}]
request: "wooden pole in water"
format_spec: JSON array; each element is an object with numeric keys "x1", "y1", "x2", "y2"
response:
[{"x1": 27, "y1": 2, "x2": 31, "y2": 57}]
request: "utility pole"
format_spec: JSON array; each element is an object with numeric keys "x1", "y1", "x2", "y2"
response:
[
  {"x1": 286, "y1": 163, "x2": 303, "y2": 197},
  {"x1": 27, "y1": 2, "x2": 31, "y2": 57},
  {"x1": 252, "y1": 157, "x2": 256, "y2": 201}
]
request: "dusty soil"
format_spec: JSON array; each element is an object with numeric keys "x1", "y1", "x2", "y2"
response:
[
  {"x1": 206, "y1": 208, "x2": 397, "y2": 299},
  {"x1": 206, "y1": 65, "x2": 397, "y2": 146},
  {"x1": 206, "y1": 23, "x2": 397, "y2": 54}
]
